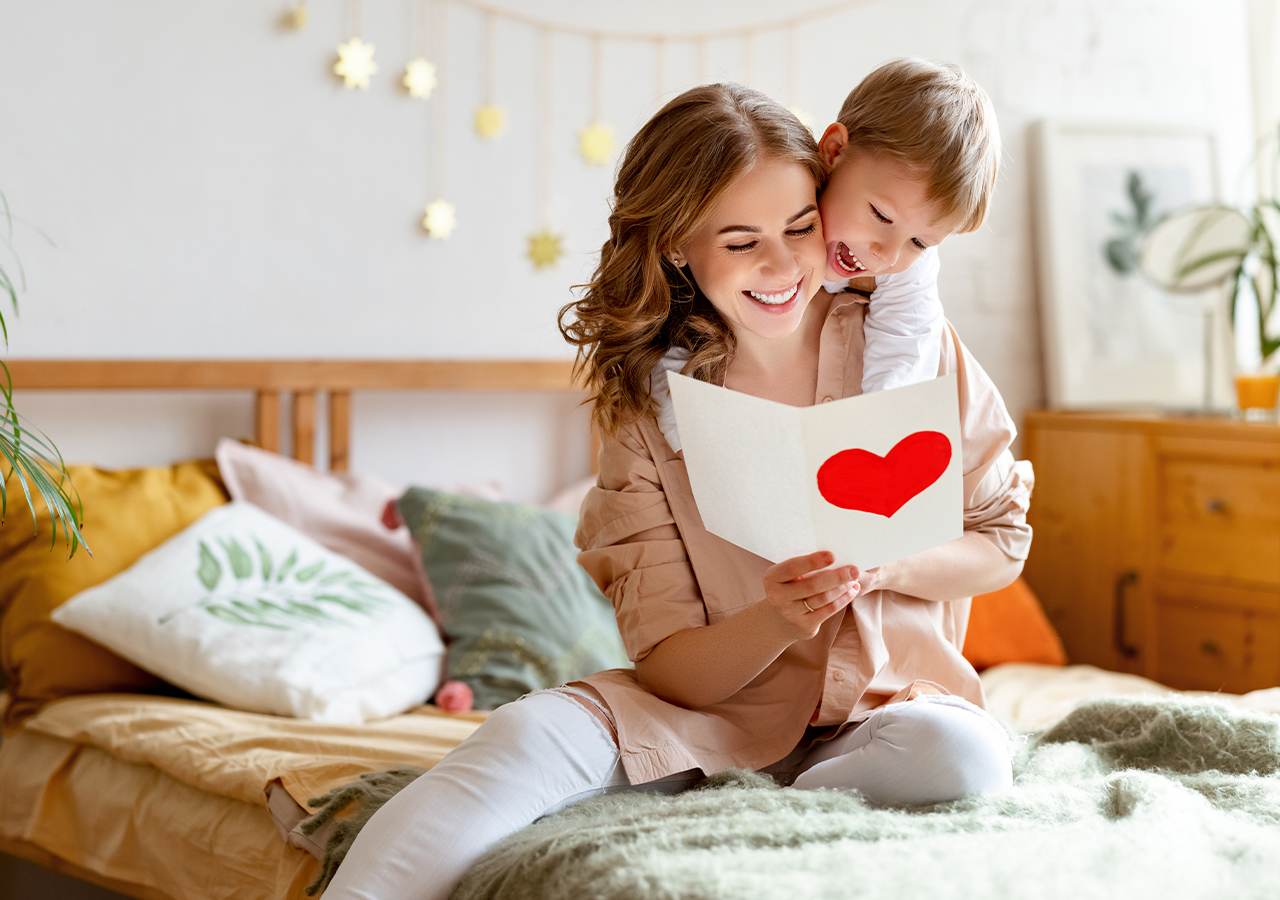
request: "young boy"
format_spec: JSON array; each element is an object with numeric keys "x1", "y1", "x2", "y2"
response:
[{"x1": 817, "y1": 58, "x2": 1001, "y2": 393}]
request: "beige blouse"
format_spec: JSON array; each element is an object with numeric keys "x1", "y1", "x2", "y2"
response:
[{"x1": 574, "y1": 295, "x2": 1034, "y2": 785}]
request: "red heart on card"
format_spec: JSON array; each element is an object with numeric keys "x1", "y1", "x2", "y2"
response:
[{"x1": 816, "y1": 431, "x2": 952, "y2": 518}]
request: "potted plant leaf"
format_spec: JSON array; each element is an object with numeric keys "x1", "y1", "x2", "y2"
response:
[
  {"x1": 1139, "y1": 152, "x2": 1280, "y2": 419},
  {"x1": 1, "y1": 191, "x2": 87, "y2": 553}
]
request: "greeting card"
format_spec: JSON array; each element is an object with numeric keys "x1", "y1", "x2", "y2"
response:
[{"x1": 666, "y1": 372, "x2": 962, "y2": 569}]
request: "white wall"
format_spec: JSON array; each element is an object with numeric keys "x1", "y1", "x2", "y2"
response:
[{"x1": 0, "y1": 0, "x2": 1255, "y2": 499}]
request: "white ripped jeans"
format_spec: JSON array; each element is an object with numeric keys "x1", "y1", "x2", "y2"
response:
[{"x1": 322, "y1": 690, "x2": 1012, "y2": 900}]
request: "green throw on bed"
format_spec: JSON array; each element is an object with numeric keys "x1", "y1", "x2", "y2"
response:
[{"x1": 306, "y1": 697, "x2": 1280, "y2": 899}]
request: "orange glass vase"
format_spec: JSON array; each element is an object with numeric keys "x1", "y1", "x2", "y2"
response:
[{"x1": 1234, "y1": 372, "x2": 1280, "y2": 421}]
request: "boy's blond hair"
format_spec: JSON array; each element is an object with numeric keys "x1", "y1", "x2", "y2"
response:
[{"x1": 836, "y1": 58, "x2": 1000, "y2": 234}]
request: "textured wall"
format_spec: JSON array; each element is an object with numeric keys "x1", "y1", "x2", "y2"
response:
[{"x1": 0, "y1": 0, "x2": 1255, "y2": 497}]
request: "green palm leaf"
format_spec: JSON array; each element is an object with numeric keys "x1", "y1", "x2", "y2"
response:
[
  {"x1": 294, "y1": 560, "x2": 325, "y2": 582},
  {"x1": 219, "y1": 537, "x2": 254, "y2": 579},
  {"x1": 0, "y1": 377, "x2": 87, "y2": 556},
  {"x1": 255, "y1": 538, "x2": 274, "y2": 581},
  {"x1": 207, "y1": 604, "x2": 287, "y2": 629},
  {"x1": 273, "y1": 598, "x2": 339, "y2": 626},
  {"x1": 315, "y1": 592, "x2": 378, "y2": 615},
  {"x1": 0, "y1": 191, "x2": 83, "y2": 556},
  {"x1": 276, "y1": 548, "x2": 298, "y2": 582},
  {"x1": 179, "y1": 535, "x2": 391, "y2": 630},
  {"x1": 197, "y1": 541, "x2": 222, "y2": 591},
  {"x1": 0, "y1": 190, "x2": 21, "y2": 342}
]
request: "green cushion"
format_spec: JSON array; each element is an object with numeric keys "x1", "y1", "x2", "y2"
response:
[{"x1": 396, "y1": 487, "x2": 629, "y2": 710}]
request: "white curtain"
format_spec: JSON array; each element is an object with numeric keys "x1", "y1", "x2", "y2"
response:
[{"x1": 1249, "y1": 0, "x2": 1280, "y2": 196}]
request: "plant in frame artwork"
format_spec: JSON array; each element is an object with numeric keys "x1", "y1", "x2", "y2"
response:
[{"x1": 1032, "y1": 122, "x2": 1232, "y2": 410}]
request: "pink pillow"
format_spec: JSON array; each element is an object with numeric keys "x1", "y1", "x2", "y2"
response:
[
  {"x1": 215, "y1": 439, "x2": 441, "y2": 625},
  {"x1": 544, "y1": 476, "x2": 597, "y2": 516}
]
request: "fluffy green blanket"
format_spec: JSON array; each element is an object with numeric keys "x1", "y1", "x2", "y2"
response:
[
  {"x1": 452, "y1": 698, "x2": 1280, "y2": 900},
  {"x1": 304, "y1": 697, "x2": 1280, "y2": 899}
]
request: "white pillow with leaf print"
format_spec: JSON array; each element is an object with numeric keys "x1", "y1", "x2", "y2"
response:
[{"x1": 52, "y1": 501, "x2": 444, "y2": 723}]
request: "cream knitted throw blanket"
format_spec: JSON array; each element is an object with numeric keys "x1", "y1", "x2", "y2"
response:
[
  {"x1": 450, "y1": 697, "x2": 1280, "y2": 900},
  {"x1": 303, "y1": 697, "x2": 1280, "y2": 898}
]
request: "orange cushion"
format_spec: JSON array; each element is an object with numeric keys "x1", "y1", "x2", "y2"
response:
[
  {"x1": 0, "y1": 460, "x2": 228, "y2": 732},
  {"x1": 962, "y1": 577, "x2": 1067, "y2": 671}
]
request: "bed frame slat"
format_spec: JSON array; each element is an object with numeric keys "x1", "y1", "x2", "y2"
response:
[
  {"x1": 329, "y1": 391, "x2": 351, "y2": 472},
  {"x1": 292, "y1": 390, "x2": 316, "y2": 466},
  {"x1": 254, "y1": 390, "x2": 281, "y2": 454}
]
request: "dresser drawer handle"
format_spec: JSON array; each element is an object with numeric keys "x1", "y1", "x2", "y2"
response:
[
  {"x1": 1114, "y1": 570, "x2": 1140, "y2": 659},
  {"x1": 1200, "y1": 640, "x2": 1222, "y2": 656},
  {"x1": 1205, "y1": 498, "x2": 1227, "y2": 514}
]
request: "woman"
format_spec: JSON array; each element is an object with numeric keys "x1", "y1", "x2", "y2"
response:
[{"x1": 323, "y1": 83, "x2": 1032, "y2": 900}]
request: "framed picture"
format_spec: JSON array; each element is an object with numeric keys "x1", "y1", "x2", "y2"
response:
[{"x1": 1031, "y1": 121, "x2": 1235, "y2": 409}]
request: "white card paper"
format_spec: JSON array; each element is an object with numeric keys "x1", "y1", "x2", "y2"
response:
[{"x1": 667, "y1": 372, "x2": 963, "y2": 570}]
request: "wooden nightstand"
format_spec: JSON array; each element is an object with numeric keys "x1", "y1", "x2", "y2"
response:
[{"x1": 1022, "y1": 411, "x2": 1280, "y2": 692}]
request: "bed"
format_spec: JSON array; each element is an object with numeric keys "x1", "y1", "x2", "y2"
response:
[{"x1": 1, "y1": 359, "x2": 1278, "y2": 900}]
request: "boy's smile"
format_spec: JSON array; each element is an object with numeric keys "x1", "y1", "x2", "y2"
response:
[
  {"x1": 817, "y1": 123, "x2": 955, "y2": 281},
  {"x1": 830, "y1": 242, "x2": 869, "y2": 278}
]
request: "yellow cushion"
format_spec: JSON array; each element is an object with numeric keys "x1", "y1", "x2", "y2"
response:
[{"x1": 0, "y1": 460, "x2": 228, "y2": 732}]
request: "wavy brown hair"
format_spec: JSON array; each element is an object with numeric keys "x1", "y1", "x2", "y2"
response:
[{"x1": 559, "y1": 83, "x2": 824, "y2": 438}]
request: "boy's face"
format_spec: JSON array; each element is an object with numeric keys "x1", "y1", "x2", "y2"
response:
[{"x1": 817, "y1": 124, "x2": 955, "y2": 282}]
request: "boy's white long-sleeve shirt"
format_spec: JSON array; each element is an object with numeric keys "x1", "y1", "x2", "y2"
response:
[{"x1": 823, "y1": 245, "x2": 944, "y2": 394}]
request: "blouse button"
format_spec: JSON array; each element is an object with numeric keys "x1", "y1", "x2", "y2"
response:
[
  {"x1": 832, "y1": 670, "x2": 845, "y2": 682},
  {"x1": 821, "y1": 396, "x2": 834, "y2": 403}
]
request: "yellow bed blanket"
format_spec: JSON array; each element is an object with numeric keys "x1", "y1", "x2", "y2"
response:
[{"x1": 0, "y1": 693, "x2": 484, "y2": 900}]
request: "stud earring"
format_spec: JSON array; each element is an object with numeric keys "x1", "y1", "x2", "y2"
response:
[{"x1": 670, "y1": 255, "x2": 686, "y2": 267}]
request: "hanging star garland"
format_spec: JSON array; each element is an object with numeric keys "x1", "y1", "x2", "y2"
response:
[
  {"x1": 290, "y1": 3, "x2": 309, "y2": 29},
  {"x1": 422, "y1": 199, "x2": 457, "y2": 239},
  {"x1": 527, "y1": 228, "x2": 564, "y2": 269},
  {"x1": 334, "y1": 38, "x2": 378, "y2": 90},
  {"x1": 473, "y1": 106, "x2": 507, "y2": 139},
  {"x1": 578, "y1": 122, "x2": 614, "y2": 165},
  {"x1": 403, "y1": 58, "x2": 437, "y2": 99}
]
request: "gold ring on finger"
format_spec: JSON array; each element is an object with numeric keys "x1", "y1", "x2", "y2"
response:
[{"x1": 803, "y1": 600, "x2": 815, "y2": 613}]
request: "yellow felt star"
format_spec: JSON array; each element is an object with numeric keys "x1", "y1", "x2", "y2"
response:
[
  {"x1": 789, "y1": 107, "x2": 816, "y2": 135},
  {"x1": 403, "y1": 58, "x2": 437, "y2": 99},
  {"x1": 473, "y1": 106, "x2": 508, "y2": 139},
  {"x1": 527, "y1": 229, "x2": 564, "y2": 269},
  {"x1": 422, "y1": 199, "x2": 457, "y2": 239},
  {"x1": 334, "y1": 38, "x2": 378, "y2": 90},
  {"x1": 290, "y1": 4, "x2": 308, "y2": 29},
  {"x1": 578, "y1": 122, "x2": 615, "y2": 165}
]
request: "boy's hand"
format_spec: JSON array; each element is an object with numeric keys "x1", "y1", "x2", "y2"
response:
[{"x1": 760, "y1": 551, "x2": 860, "y2": 641}]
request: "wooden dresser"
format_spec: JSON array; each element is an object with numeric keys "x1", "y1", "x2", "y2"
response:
[{"x1": 1022, "y1": 411, "x2": 1280, "y2": 692}]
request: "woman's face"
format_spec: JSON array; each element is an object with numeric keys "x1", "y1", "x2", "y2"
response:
[{"x1": 678, "y1": 157, "x2": 825, "y2": 346}]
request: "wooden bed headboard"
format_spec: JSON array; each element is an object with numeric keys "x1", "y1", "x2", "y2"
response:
[{"x1": 5, "y1": 359, "x2": 591, "y2": 473}]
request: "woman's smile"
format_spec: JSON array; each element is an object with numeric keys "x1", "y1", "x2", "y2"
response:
[{"x1": 744, "y1": 278, "x2": 803, "y2": 308}]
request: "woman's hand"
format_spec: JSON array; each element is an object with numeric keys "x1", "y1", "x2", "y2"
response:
[
  {"x1": 760, "y1": 551, "x2": 860, "y2": 641},
  {"x1": 634, "y1": 550, "x2": 860, "y2": 709}
]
